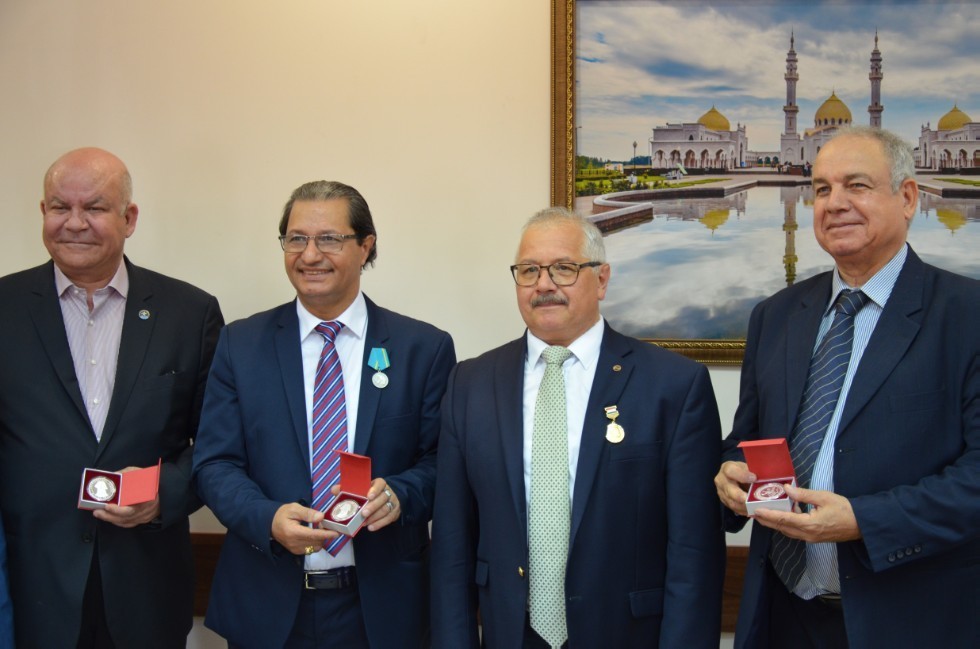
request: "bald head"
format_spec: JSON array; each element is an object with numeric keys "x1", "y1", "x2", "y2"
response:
[
  {"x1": 44, "y1": 147, "x2": 133, "y2": 207},
  {"x1": 40, "y1": 147, "x2": 139, "y2": 290}
]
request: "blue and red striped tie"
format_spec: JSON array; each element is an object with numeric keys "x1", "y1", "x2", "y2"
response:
[{"x1": 311, "y1": 321, "x2": 351, "y2": 555}]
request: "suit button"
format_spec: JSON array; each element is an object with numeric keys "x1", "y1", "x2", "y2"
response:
[
  {"x1": 905, "y1": 547, "x2": 913, "y2": 555},
  {"x1": 895, "y1": 550, "x2": 904, "y2": 559},
  {"x1": 913, "y1": 545, "x2": 922, "y2": 553},
  {"x1": 518, "y1": 566, "x2": 525, "y2": 578},
  {"x1": 887, "y1": 553, "x2": 896, "y2": 562},
  {"x1": 82, "y1": 532, "x2": 93, "y2": 543}
]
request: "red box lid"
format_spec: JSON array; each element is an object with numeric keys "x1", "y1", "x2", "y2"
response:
[
  {"x1": 738, "y1": 438, "x2": 795, "y2": 480},
  {"x1": 338, "y1": 451, "x2": 371, "y2": 497},
  {"x1": 119, "y1": 459, "x2": 161, "y2": 506}
]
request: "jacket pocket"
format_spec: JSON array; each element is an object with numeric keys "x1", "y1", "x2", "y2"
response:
[{"x1": 629, "y1": 587, "x2": 664, "y2": 618}]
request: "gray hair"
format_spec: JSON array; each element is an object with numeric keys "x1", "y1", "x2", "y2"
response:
[
  {"x1": 519, "y1": 207, "x2": 606, "y2": 264},
  {"x1": 830, "y1": 126, "x2": 915, "y2": 193},
  {"x1": 278, "y1": 180, "x2": 377, "y2": 267}
]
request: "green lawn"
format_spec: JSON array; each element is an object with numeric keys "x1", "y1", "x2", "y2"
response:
[{"x1": 934, "y1": 178, "x2": 980, "y2": 187}]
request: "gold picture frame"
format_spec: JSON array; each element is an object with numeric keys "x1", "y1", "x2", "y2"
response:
[{"x1": 549, "y1": 0, "x2": 744, "y2": 364}]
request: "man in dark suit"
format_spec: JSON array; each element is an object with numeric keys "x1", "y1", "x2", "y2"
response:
[
  {"x1": 0, "y1": 147, "x2": 223, "y2": 648},
  {"x1": 716, "y1": 127, "x2": 980, "y2": 647},
  {"x1": 430, "y1": 208, "x2": 724, "y2": 648},
  {"x1": 192, "y1": 180, "x2": 455, "y2": 648}
]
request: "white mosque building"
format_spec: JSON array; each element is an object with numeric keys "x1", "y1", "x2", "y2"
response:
[
  {"x1": 648, "y1": 106, "x2": 748, "y2": 170},
  {"x1": 917, "y1": 105, "x2": 980, "y2": 169},
  {"x1": 780, "y1": 32, "x2": 883, "y2": 165}
]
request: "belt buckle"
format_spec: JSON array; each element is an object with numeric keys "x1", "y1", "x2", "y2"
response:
[{"x1": 304, "y1": 571, "x2": 318, "y2": 590}]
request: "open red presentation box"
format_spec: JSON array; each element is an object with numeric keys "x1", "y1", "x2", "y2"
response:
[
  {"x1": 738, "y1": 439, "x2": 796, "y2": 514},
  {"x1": 320, "y1": 452, "x2": 371, "y2": 537},
  {"x1": 77, "y1": 459, "x2": 161, "y2": 510}
]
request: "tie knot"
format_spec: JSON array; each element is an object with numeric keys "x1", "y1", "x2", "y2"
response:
[
  {"x1": 541, "y1": 345, "x2": 572, "y2": 366},
  {"x1": 834, "y1": 290, "x2": 869, "y2": 317},
  {"x1": 315, "y1": 320, "x2": 343, "y2": 342}
]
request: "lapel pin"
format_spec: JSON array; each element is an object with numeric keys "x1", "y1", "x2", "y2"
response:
[
  {"x1": 604, "y1": 405, "x2": 625, "y2": 443},
  {"x1": 612, "y1": 364, "x2": 622, "y2": 372},
  {"x1": 138, "y1": 309, "x2": 150, "y2": 320},
  {"x1": 368, "y1": 347, "x2": 391, "y2": 389}
]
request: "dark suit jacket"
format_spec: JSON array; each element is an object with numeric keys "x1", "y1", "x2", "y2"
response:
[
  {"x1": 0, "y1": 516, "x2": 12, "y2": 647},
  {"x1": 431, "y1": 323, "x2": 725, "y2": 649},
  {"x1": 0, "y1": 259, "x2": 223, "y2": 648},
  {"x1": 722, "y1": 248, "x2": 980, "y2": 648},
  {"x1": 192, "y1": 296, "x2": 455, "y2": 649}
]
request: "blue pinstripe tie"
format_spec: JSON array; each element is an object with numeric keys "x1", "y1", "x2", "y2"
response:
[{"x1": 770, "y1": 289, "x2": 869, "y2": 590}]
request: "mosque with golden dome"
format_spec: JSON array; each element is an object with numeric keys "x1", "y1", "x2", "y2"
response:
[
  {"x1": 648, "y1": 104, "x2": 748, "y2": 170},
  {"x1": 780, "y1": 33, "x2": 884, "y2": 165},
  {"x1": 917, "y1": 105, "x2": 980, "y2": 169}
]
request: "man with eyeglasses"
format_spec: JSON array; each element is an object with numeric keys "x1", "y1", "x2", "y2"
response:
[
  {"x1": 431, "y1": 207, "x2": 724, "y2": 648},
  {"x1": 193, "y1": 180, "x2": 455, "y2": 649}
]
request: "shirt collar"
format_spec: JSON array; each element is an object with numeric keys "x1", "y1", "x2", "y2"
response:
[
  {"x1": 828, "y1": 243, "x2": 907, "y2": 315},
  {"x1": 526, "y1": 316, "x2": 604, "y2": 371},
  {"x1": 53, "y1": 260, "x2": 129, "y2": 299},
  {"x1": 295, "y1": 291, "x2": 368, "y2": 341}
]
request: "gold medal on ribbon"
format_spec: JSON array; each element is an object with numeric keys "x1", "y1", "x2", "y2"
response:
[{"x1": 604, "y1": 405, "x2": 625, "y2": 443}]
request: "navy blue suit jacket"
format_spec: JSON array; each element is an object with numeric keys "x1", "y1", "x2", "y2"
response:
[
  {"x1": 431, "y1": 323, "x2": 724, "y2": 649},
  {"x1": 193, "y1": 296, "x2": 455, "y2": 649},
  {"x1": 0, "y1": 516, "x2": 12, "y2": 648},
  {"x1": 723, "y1": 248, "x2": 980, "y2": 647},
  {"x1": 0, "y1": 259, "x2": 222, "y2": 648}
]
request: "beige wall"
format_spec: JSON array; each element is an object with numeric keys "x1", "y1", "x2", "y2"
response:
[{"x1": 0, "y1": 0, "x2": 744, "y2": 539}]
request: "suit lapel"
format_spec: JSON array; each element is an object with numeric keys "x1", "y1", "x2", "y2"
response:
[
  {"x1": 353, "y1": 297, "x2": 389, "y2": 455},
  {"x1": 570, "y1": 324, "x2": 632, "y2": 546},
  {"x1": 274, "y1": 303, "x2": 311, "y2": 468},
  {"x1": 838, "y1": 251, "x2": 924, "y2": 436},
  {"x1": 495, "y1": 337, "x2": 529, "y2": 535},
  {"x1": 98, "y1": 261, "x2": 154, "y2": 458},
  {"x1": 25, "y1": 262, "x2": 92, "y2": 435},
  {"x1": 784, "y1": 276, "x2": 831, "y2": 434}
]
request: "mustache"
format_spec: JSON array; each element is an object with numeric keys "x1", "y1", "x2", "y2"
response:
[{"x1": 531, "y1": 293, "x2": 568, "y2": 307}]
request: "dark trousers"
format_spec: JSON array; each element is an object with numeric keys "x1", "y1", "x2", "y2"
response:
[
  {"x1": 767, "y1": 563, "x2": 848, "y2": 649},
  {"x1": 77, "y1": 550, "x2": 115, "y2": 649},
  {"x1": 283, "y1": 584, "x2": 369, "y2": 649}
]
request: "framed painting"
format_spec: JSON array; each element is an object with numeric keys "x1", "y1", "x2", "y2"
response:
[{"x1": 551, "y1": 0, "x2": 980, "y2": 365}]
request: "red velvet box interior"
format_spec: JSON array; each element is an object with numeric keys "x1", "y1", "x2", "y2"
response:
[
  {"x1": 320, "y1": 452, "x2": 371, "y2": 537},
  {"x1": 738, "y1": 439, "x2": 795, "y2": 512}
]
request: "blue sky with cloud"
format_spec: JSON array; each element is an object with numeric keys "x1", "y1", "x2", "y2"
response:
[{"x1": 576, "y1": 0, "x2": 980, "y2": 160}]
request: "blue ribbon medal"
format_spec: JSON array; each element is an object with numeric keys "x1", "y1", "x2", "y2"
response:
[{"x1": 368, "y1": 348, "x2": 391, "y2": 389}]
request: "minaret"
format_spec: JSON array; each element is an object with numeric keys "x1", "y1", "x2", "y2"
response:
[
  {"x1": 784, "y1": 32, "x2": 799, "y2": 135},
  {"x1": 869, "y1": 30, "x2": 884, "y2": 127}
]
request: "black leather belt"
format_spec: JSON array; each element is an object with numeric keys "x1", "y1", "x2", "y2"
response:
[
  {"x1": 304, "y1": 567, "x2": 357, "y2": 590},
  {"x1": 816, "y1": 593, "x2": 842, "y2": 610}
]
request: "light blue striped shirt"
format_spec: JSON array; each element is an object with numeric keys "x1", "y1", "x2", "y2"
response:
[{"x1": 795, "y1": 244, "x2": 908, "y2": 599}]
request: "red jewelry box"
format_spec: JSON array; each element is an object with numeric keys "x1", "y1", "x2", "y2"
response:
[
  {"x1": 77, "y1": 459, "x2": 161, "y2": 511},
  {"x1": 738, "y1": 439, "x2": 796, "y2": 514},
  {"x1": 319, "y1": 452, "x2": 371, "y2": 537}
]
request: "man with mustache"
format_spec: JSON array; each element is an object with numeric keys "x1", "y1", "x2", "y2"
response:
[
  {"x1": 431, "y1": 208, "x2": 725, "y2": 648},
  {"x1": 0, "y1": 147, "x2": 223, "y2": 647},
  {"x1": 193, "y1": 180, "x2": 455, "y2": 648},
  {"x1": 716, "y1": 127, "x2": 980, "y2": 647}
]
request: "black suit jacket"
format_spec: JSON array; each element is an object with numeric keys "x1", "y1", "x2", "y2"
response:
[
  {"x1": 0, "y1": 259, "x2": 222, "y2": 648},
  {"x1": 431, "y1": 323, "x2": 725, "y2": 649},
  {"x1": 722, "y1": 248, "x2": 980, "y2": 647}
]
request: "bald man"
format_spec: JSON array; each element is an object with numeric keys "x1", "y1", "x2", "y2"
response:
[{"x1": 0, "y1": 148, "x2": 223, "y2": 648}]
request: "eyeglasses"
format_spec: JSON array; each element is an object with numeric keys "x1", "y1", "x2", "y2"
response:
[
  {"x1": 510, "y1": 261, "x2": 602, "y2": 287},
  {"x1": 279, "y1": 233, "x2": 359, "y2": 254}
]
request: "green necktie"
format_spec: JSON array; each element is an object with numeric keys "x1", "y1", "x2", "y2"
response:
[{"x1": 529, "y1": 345, "x2": 573, "y2": 648}]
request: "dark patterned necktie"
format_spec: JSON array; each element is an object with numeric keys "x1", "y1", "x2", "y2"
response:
[{"x1": 770, "y1": 289, "x2": 869, "y2": 589}]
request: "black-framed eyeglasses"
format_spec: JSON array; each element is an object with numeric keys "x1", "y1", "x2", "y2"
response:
[
  {"x1": 510, "y1": 261, "x2": 602, "y2": 287},
  {"x1": 279, "y1": 233, "x2": 359, "y2": 254}
]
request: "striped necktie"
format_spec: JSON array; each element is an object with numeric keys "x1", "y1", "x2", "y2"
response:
[
  {"x1": 771, "y1": 289, "x2": 869, "y2": 590},
  {"x1": 311, "y1": 321, "x2": 351, "y2": 555}
]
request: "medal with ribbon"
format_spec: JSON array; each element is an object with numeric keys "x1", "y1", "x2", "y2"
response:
[
  {"x1": 368, "y1": 347, "x2": 391, "y2": 389},
  {"x1": 604, "y1": 405, "x2": 625, "y2": 443}
]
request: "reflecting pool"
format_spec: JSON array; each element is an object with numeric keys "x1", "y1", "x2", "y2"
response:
[{"x1": 600, "y1": 186, "x2": 980, "y2": 340}]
